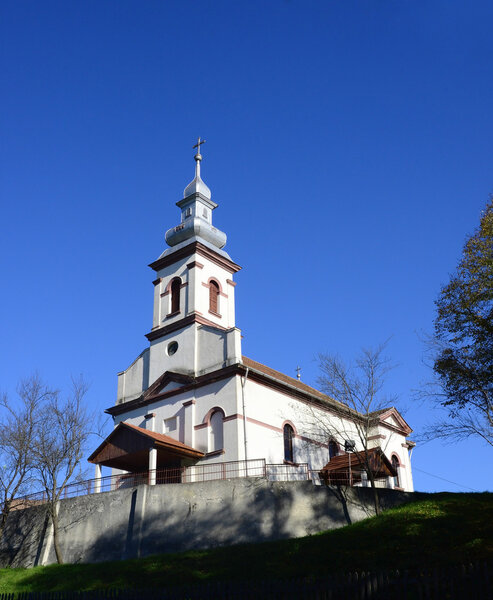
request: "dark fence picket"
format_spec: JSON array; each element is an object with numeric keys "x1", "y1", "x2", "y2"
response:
[{"x1": 0, "y1": 562, "x2": 492, "y2": 599}]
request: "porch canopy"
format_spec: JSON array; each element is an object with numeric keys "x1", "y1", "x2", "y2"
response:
[
  {"x1": 88, "y1": 422, "x2": 204, "y2": 472},
  {"x1": 319, "y1": 446, "x2": 396, "y2": 485}
]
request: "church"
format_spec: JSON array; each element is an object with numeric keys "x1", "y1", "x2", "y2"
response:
[{"x1": 88, "y1": 142, "x2": 415, "y2": 492}]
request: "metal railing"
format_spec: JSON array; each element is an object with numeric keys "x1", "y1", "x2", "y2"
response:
[
  {"x1": 12, "y1": 461, "x2": 398, "y2": 509},
  {"x1": 14, "y1": 459, "x2": 311, "y2": 507},
  {"x1": 309, "y1": 470, "x2": 396, "y2": 488}
]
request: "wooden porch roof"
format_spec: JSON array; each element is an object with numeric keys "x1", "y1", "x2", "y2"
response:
[
  {"x1": 320, "y1": 447, "x2": 397, "y2": 479},
  {"x1": 88, "y1": 422, "x2": 204, "y2": 472}
]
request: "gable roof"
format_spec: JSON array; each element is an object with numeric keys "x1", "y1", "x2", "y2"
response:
[
  {"x1": 320, "y1": 446, "x2": 397, "y2": 478},
  {"x1": 370, "y1": 407, "x2": 412, "y2": 435},
  {"x1": 88, "y1": 421, "x2": 204, "y2": 468},
  {"x1": 143, "y1": 371, "x2": 194, "y2": 401}
]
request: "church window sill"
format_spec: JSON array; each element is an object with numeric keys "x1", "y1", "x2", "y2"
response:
[
  {"x1": 208, "y1": 310, "x2": 222, "y2": 318},
  {"x1": 283, "y1": 460, "x2": 299, "y2": 467},
  {"x1": 166, "y1": 310, "x2": 181, "y2": 318},
  {"x1": 205, "y1": 449, "x2": 225, "y2": 458}
]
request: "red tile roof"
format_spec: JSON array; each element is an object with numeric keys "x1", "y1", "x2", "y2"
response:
[
  {"x1": 122, "y1": 422, "x2": 204, "y2": 456},
  {"x1": 241, "y1": 356, "x2": 353, "y2": 413}
]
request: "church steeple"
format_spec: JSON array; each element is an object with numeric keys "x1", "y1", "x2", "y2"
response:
[{"x1": 165, "y1": 138, "x2": 227, "y2": 249}]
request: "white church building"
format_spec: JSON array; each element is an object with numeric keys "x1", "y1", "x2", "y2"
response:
[{"x1": 89, "y1": 144, "x2": 415, "y2": 492}]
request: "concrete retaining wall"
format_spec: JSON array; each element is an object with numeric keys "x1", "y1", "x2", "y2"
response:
[{"x1": 0, "y1": 479, "x2": 418, "y2": 567}]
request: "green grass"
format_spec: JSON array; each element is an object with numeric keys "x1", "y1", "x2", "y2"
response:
[{"x1": 0, "y1": 492, "x2": 491, "y2": 592}]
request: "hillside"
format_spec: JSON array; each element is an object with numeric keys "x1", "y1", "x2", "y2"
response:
[{"x1": 0, "y1": 492, "x2": 491, "y2": 592}]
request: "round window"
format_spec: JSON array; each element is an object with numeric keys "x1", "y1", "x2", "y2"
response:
[{"x1": 167, "y1": 341, "x2": 178, "y2": 356}]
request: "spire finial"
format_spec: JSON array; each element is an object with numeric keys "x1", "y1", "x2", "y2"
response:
[
  {"x1": 296, "y1": 366, "x2": 301, "y2": 381},
  {"x1": 192, "y1": 137, "x2": 206, "y2": 176}
]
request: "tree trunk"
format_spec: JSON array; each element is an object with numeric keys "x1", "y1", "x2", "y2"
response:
[
  {"x1": 50, "y1": 503, "x2": 64, "y2": 564},
  {"x1": 0, "y1": 498, "x2": 12, "y2": 541},
  {"x1": 367, "y1": 470, "x2": 381, "y2": 515}
]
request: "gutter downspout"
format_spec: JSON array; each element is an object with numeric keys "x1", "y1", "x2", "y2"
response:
[{"x1": 241, "y1": 367, "x2": 249, "y2": 463}]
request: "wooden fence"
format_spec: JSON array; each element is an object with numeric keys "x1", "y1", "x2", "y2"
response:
[{"x1": 0, "y1": 561, "x2": 491, "y2": 599}]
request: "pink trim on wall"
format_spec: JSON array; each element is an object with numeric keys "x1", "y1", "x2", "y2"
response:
[
  {"x1": 226, "y1": 279, "x2": 237, "y2": 287},
  {"x1": 368, "y1": 434, "x2": 387, "y2": 441},
  {"x1": 281, "y1": 420, "x2": 298, "y2": 436},
  {"x1": 187, "y1": 261, "x2": 204, "y2": 269},
  {"x1": 202, "y1": 278, "x2": 227, "y2": 296},
  {"x1": 202, "y1": 406, "x2": 225, "y2": 426},
  {"x1": 144, "y1": 413, "x2": 156, "y2": 420},
  {"x1": 390, "y1": 452, "x2": 402, "y2": 466},
  {"x1": 194, "y1": 423, "x2": 208, "y2": 430},
  {"x1": 160, "y1": 291, "x2": 169, "y2": 297},
  {"x1": 152, "y1": 278, "x2": 162, "y2": 286},
  {"x1": 182, "y1": 400, "x2": 196, "y2": 407},
  {"x1": 223, "y1": 414, "x2": 241, "y2": 423},
  {"x1": 222, "y1": 414, "x2": 328, "y2": 449},
  {"x1": 208, "y1": 310, "x2": 222, "y2": 318},
  {"x1": 245, "y1": 415, "x2": 282, "y2": 433},
  {"x1": 165, "y1": 277, "x2": 182, "y2": 294}
]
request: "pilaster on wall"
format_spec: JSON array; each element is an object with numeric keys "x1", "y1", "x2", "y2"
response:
[
  {"x1": 152, "y1": 279, "x2": 162, "y2": 329},
  {"x1": 186, "y1": 260, "x2": 202, "y2": 315},
  {"x1": 226, "y1": 279, "x2": 236, "y2": 325},
  {"x1": 183, "y1": 399, "x2": 196, "y2": 447}
]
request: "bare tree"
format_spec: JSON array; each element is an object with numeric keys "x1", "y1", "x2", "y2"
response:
[
  {"x1": 310, "y1": 343, "x2": 397, "y2": 515},
  {"x1": 0, "y1": 375, "x2": 50, "y2": 540},
  {"x1": 32, "y1": 376, "x2": 93, "y2": 564}
]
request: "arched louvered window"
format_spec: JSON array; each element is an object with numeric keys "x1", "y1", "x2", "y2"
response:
[
  {"x1": 209, "y1": 280, "x2": 220, "y2": 314},
  {"x1": 391, "y1": 455, "x2": 400, "y2": 488},
  {"x1": 283, "y1": 424, "x2": 294, "y2": 463},
  {"x1": 209, "y1": 410, "x2": 224, "y2": 452},
  {"x1": 329, "y1": 440, "x2": 339, "y2": 460},
  {"x1": 170, "y1": 278, "x2": 181, "y2": 314}
]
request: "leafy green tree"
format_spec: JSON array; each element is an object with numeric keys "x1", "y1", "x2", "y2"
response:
[{"x1": 431, "y1": 198, "x2": 493, "y2": 446}]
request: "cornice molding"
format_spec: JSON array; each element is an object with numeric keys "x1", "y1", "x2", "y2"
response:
[
  {"x1": 145, "y1": 313, "x2": 228, "y2": 342},
  {"x1": 149, "y1": 241, "x2": 241, "y2": 274}
]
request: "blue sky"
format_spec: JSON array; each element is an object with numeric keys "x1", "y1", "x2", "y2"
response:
[{"x1": 1, "y1": 0, "x2": 492, "y2": 493}]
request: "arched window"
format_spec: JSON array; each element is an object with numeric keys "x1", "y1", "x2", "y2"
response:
[
  {"x1": 283, "y1": 424, "x2": 294, "y2": 463},
  {"x1": 391, "y1": 455, "x2": 400, "y2": 488},
  {"x1": 209, "y1": 410, "x2": 224, "y2": 452},
  {"x1": 328, "y1": 440, "x2": 339, "y2": 460},
  {"x1": 170, "y1": 278, "x2": 181, "y2": 314},
  {"x1": 209, "y1": 280, "x2": 220, "y2": 314}
]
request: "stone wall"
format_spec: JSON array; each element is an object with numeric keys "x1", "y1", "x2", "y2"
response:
[{"x1": 0, "y1": 479, "x2": 419, "y2": 567}]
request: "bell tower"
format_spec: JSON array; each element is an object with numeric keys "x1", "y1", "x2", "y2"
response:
[{"x1": 142, "y1": 140, "x2": 242, "y2": 387}]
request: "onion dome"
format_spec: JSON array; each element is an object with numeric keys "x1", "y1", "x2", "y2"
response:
[{"x1": 165, "y1": 139, "x2": 227, "y2": 250}]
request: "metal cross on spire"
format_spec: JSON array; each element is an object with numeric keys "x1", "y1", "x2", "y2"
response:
[
  {"x1": 193, "y1": 137, "x2": 206, "y2": 157},
  {"x1": 192, "y1": 137, "x2": 206, "y2": 178},
  {"x1": 296, "y1": 366, "x2": 301, "y2": 381}
]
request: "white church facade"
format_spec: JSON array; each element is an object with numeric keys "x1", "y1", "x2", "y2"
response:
[{"x1": 89, "y1": 144, "x2": 415, "y2": 492}]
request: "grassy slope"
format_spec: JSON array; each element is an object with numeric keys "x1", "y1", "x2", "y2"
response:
[{"x1": 0, "y1": 492, "x2": 491, "y2": 592}]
